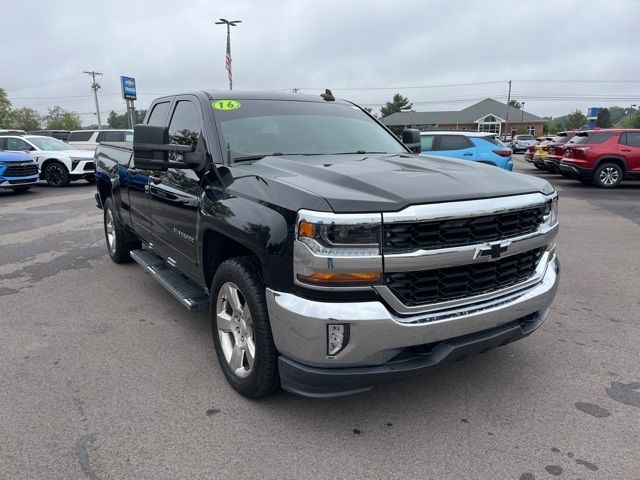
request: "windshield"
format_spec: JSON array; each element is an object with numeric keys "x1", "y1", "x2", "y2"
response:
[
  {"x1": 517, "y1": 135, "x2": 534, "y2": 141},
  {"x1": 213, "y1": 99, "x2": 406, "y2": 160},
  {"x1": 28, "y1": 136, "x2": 76, "y2": 151}
]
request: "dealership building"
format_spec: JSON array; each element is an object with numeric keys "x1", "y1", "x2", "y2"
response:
[{"x1": 383, "y1": 98, "x2": 545, "y2": 137}]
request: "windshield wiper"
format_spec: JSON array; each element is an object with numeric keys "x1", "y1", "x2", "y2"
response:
[
  {"x1": 326, "y1": 151, "x2": 388, "y2": 155},
  {"x1": 232, "y1": 152, "x2": 285, "y2": 163}
]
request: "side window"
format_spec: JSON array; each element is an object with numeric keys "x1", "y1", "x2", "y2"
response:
[
  {"x1": 102, "y1": 131, "x2": 124, "y2": 142},
  {"x1": 438, "y1": 135, "x2": 471, "y2": 151},
  {"x1": 588, "y1": 132, "x2": 615, "y2": 144},
  {"x1": 6, "y1": 138, "x2": 32, "y2": 151},
  {"x1": 68, "y1": 131, "x2": 94, "y2": 142},
  {"x1": 96, "y1": 131, "x2": 106, "y2": 142},
  {"x1": 420, "y1": 135, "x2": 435, "y2": 152},
  {"x1": 168, "y1": 101, "x2": 201, "y2": 149},
  {"x1": 0, "y1": 138, "x2": 6, "y2": 150},
  {"x1": 147, "y1": 102, "x2": 170, "y2": 125},
  {"x1": 622, "y1": 132, "x2": 640, "y2": 147}
]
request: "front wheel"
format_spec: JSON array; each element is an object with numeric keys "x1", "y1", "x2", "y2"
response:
[
  {"x1": 593, "y1": 163, "x2": 623, "y2": 188},
  {"x1": 211, "y1": 257, "x2": 279, "y2": 399},
  {"x1": 86, "y1": 176, "x2": 96, "y2": 185},
  {"x1": 44, "y1": 162, "x2": 70, "y2": 187}
]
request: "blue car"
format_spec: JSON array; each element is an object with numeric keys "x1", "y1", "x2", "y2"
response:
[
  {"x1": 0, "y1": 150, "x2": 39, "y2": 193},
  {"x1": 419, "y1": 131, "x2": 513, "y2": 170}
]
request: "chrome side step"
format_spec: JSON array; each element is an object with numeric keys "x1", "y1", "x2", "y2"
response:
[{"x1": 130, "y1": 249, "x2": 209, "y2": 312}]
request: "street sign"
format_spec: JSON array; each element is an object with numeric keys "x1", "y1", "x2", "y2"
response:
[
  {"x1": 120, "y1": 76, "x2": 137, "y2": 100},
  {"x1": 587, "y1": 107, "x2": 599, "y2": 129}
]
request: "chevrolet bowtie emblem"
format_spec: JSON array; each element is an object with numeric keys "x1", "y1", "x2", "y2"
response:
[{"x1": 477, "y1": 242, "x2": 510, "y2": 260}]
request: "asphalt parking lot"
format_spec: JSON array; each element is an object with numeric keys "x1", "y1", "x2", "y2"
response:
[{"x1": 1, "y1": 157, "x2": 639, "y2": 480}]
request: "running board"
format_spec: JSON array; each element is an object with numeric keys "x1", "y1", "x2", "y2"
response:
[{"x1": 130, "y1": 249, "x2": 209, "y2": 312}]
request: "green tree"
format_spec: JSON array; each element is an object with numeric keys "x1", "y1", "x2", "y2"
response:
[
  {"x1": 509, "y1": 99, "x2": 522, "y2": 109},
  {"x1": 107, "y1": 109, "x2": 147, "y2": 128},
  {"x1": 596, "y1": 108, "x2": 612, "y2": 128},
  {"x1": 0, "y1": 87, "x2": 12, "y2": 128},
  {"x1": 9, "y1": 107, "x2": 41, "y2": 131},
  {"x1": 565, "y1": 109, "x2": 587, "y2": 129},
  {"x1": 617, "y1": 110, "x2": 640, "y2": 128},
  {"x1": 608, "y1": 106, "x2": 633, "y2": 125},
  {"x1": 380, "y1": 94, "x2": 413, "y2": 118},
  {"x1": 44, "y1": 106, "x2": 82, "y2": 130},
  {"x1": 543, "y1": 117, "x2": 556, "y2": 134}
]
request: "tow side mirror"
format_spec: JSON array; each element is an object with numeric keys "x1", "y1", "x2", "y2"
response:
[
  {"x1": 133, "y1": 124, "x2": 200, "y2": 171},
  {"x1": 402, "y1": 128, "x2": 422, "y2": 154}
]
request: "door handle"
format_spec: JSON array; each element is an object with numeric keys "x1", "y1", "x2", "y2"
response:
[
  {"x1": 463, "y1": 152, "x2": 473, "y2": 156},
  {"x1": 621, "y1": 148, "x2": 631, "y2": 152},
  {"x1": 149, "y1": 175, "x2": 162, "y2": 184}
]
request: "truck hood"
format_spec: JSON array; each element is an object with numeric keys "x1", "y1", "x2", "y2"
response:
[{"x1": 235, "y1": 153, "x2": 553, "y2": 212}]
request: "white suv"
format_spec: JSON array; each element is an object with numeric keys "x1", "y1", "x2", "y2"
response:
[
  {"x1": 0, "y1": 135, "x2": 95, "y2": 187},
  {"x1": 67, "y1": 129, "x2": 133, "y2": 151}
]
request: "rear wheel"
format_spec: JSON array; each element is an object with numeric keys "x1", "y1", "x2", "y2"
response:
[
  {"x1": 593, "y1": 163, "x2": 623, "y2": 188},
  {"x1": 11, "y1": 185, "x2": 32, "y2": 193},
  {"x1": 44, "y1": 162, "x2": 69, "y2": 187},
  {"x1": 211, "y1": 257, "x2": 279, "y2": 399}
]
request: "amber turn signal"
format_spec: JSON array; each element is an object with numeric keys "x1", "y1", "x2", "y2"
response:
[
  {"x1": 298, "y1": 221, "x2": 316, "y2": 238},
  {"x1": 297, "y1": 271, "x2": 381, "y2": 286}
]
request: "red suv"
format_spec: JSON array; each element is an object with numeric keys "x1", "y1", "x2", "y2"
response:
[
  {"x1": 560, "y1": 129, "x2": 640, "y2": 188},
  {"x1": 542, "y1": 131, "x2": 578, "y2": 172}
]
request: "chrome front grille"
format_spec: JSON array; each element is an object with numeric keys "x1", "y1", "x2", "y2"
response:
[
  {"x1": 384, "y1": 247, "x2": 544, "y2": 307},
  {"x1": 383, "y1": 205, "x2": 546, "y2": 254}
]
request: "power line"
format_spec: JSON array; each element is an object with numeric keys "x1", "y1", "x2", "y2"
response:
[{"x1": 4, "y1": 73, "x2": 84, "y2": 93}]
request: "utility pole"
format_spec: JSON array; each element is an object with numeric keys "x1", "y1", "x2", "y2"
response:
[
  {"x1": 504, "y1": 80, "x2": 512, "y2": 140},
  {"x1": 521, "y1": 100, "x2": 525, "y2": 122},
  {"x1": 215, "y1": 18, "x2": 241, "y2": 91},
  {"x1": 84, "y1": 70, "x2": 103, "y2": 128}
]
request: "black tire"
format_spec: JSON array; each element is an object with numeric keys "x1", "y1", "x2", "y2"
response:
[
  {"x1": 592, "y1": 162, "x2": 623, "y2": 188},
  {"x1": 86, "y1": 176, "x2": 96, "y2": 185},
  {"x1": 44, "y1": 162, "x2": 70, "y2": 187},
  {"x1": 103, "y1": 197, "x2": 134, "y2": 263},
  {"x1": 11, "y1": 185, "x2": 32, "y2": 193},
  {"x1": 210, "y1": 257, "x2": 279, "y2": 399},
  {"x1": 533, "y1": 162, "x2": 545, "y2": 170}
]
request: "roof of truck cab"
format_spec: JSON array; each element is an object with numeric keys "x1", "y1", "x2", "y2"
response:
[{"x1": 153, "y1": 90, "x2": 353, "y2": 105}]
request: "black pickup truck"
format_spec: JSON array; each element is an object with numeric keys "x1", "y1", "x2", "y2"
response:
[{"x1": 95, "y1": 91, "x2": 560, "y2": 398}]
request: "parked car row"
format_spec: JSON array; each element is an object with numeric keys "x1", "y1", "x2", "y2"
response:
[
  {"x1": 0, "y1": 128, "x2": 133, "y2": 192},
  {"x1": 523, "y1": 129, "x2": 640, "y2": 188}
]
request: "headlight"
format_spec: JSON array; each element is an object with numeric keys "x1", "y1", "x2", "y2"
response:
[
  {"x1": 294, "y1": 210, "x2": 382, "y2": 288},
  {"x1": 542, "y1": 194, "x2": 558, "y2": 227}
]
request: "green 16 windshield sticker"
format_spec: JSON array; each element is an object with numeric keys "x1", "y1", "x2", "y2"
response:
[{"x1": 212, "y1": 100, "x2": 241, "y2": 111}]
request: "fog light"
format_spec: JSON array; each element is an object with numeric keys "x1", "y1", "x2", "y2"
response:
[{"x1": 327, "y1": 324, "x2": 349, "y2": 356}]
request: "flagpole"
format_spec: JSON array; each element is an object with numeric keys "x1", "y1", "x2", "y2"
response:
[{"x1": 215, "y1": 18, "x2": 242, "y2": 92}]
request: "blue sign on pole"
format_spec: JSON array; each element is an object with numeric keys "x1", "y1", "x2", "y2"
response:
[
  {"x1": 587, "y1": 107, "x2": 599, "y2": 129},
  {"x1": 120, "y1": 76, "x2": 137, "y2": 100}
]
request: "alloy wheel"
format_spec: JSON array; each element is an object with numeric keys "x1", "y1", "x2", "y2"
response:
[
  {"x1": 46, "y1": 164, "x2": 65, "y2": 186},
  {"x1": 599, "y1": 167, "x2": 619, "y2": 186},
  {"x1": 216, "y1": 282, "x2": 255, "y2": 378},
  {"x1": 105, "y1": 209, "x2": 116, "y2": 254}
]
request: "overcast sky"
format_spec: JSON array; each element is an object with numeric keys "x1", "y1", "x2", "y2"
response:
[{"x1": 3, "y1": 0, "x2": 640, "y2": 124}]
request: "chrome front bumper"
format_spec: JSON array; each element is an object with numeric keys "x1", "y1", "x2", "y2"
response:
[{"x1": 266, "y1": 255, "x2": 559, "y2": 368}]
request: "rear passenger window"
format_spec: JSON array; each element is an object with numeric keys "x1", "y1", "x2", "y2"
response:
[
  {"x1": 102, "y1": 131, "x2": 124, "y2": 142},
  {"x1": 622, "y1": 132, "x2": 640, "y2": 147},
  {"x1": 437, "y1": 135, "x2": 471, "y2": 151},
  {"x1": 147, "y1": 102, "x2": 170, "y2": 125},
  {"x1": 420, "y1": 135, "x2": 435, "y2": 151},
  {"x1": 68, "y1": 131, "x2": 94, "y2": 141},
  {"x1": 588, "y1": 132, "x2": 615, "y2": 144}
]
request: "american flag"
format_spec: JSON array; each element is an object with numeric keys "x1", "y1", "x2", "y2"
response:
[{"x1": 225, "y1": 30, "x2": 232, "y2": 90}]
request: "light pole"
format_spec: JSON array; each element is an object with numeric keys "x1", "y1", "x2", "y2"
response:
[
  {"x1": 521, "y1": 101, "x2": 525, "y2": 122},
  {"x1": 215, "y1": 18, "x2": 241, "y2": 91}
]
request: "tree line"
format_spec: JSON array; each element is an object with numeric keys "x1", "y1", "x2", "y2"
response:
[{"x1": 0, "y1": 87, "x2": 145, "y2": 131}]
